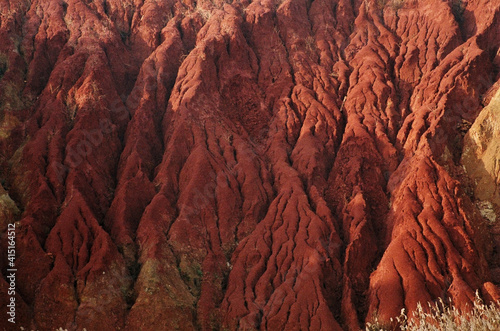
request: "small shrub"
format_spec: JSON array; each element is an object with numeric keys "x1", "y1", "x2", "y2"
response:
[
  {"x1": 389, "y1": 0, "x2": 404, "y2": 11},
  {"x1": 0, "y1": 60, "x2": 7, "y2": 79},
  {"x1": 376, "y1": 0, "x2": 404, "y2": 11},
  {"x1": 451, "y1": 0, "x2": 465, "y2": 23},
  {"x1": 305, "y1": 36, "x2": 315, "y2": 52},
  {"x1": 196, "y1": 7, "x2": 212, "y2": 22}
]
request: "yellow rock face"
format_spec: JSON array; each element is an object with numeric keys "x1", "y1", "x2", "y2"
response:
[{"x1": 462, "y1": 88, "x2": 500, "y2": 222}]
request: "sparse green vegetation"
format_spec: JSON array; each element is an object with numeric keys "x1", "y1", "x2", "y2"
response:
[{"x1": 177, "y1": 260, "x2": 204, "y2": 296}]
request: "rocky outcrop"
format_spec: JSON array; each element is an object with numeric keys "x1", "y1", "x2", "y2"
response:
[
  {"x1": 462, "y1": 86, "x2": 500, "y2": 287},
  {"x1": 462, "y1": 87, "x2": 500, "y2": 220},
  {"x1": 0, "y1": 0, "x2": 499, "y2": 330}
]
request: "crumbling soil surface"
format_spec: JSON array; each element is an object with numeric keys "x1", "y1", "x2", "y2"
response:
[{"x1": 0, "y1": 0, "x2": 499, "y2": 330}]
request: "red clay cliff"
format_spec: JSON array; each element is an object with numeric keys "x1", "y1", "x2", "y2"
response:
[{"x1": 0, "y1": 0, "x2": 499, "y2": 330}]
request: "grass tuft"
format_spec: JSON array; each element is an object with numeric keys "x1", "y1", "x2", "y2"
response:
[{"x1": 366, "y1": 292, "x2": 500, "y2": 330}]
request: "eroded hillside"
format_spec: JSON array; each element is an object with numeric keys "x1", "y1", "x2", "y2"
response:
[{"x1": 0, "y1": 0, "x2": 499, "y2": 329}]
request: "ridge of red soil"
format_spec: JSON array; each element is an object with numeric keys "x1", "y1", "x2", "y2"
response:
[{"x1": 0, "y1": 0, "x2": 499, "y2": 329}]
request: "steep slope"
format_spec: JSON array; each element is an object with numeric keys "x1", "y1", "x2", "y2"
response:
[{"x1": 0, "y1": 0, "x2": 499, "y2": 330}]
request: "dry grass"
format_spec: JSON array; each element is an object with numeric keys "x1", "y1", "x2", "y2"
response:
[
  {"x1": 366, "y1": 292, "x2": 500, "y2": 330},
  {"x1": 305, "y1": 36, "x2": 315, "y2": 52},
  {"x1": 388, "y1": 0, "x2": 404, "y2": 11}
]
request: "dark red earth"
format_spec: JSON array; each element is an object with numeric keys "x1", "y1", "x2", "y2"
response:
[{"x1": 0, "y1": 0, "x2": 499, "y2": 330}]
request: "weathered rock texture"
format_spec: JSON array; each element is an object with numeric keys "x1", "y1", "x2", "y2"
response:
[
  {"x1": 0, "y1": 0, "x2": 499, "y2": 330},
  {"x1": 462, "y1": 87, "x2": 500, "y2": 287}
]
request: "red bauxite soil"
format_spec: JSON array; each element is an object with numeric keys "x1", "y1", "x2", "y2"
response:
[{"x1": 0, "y1": 0, "x2": 499, "y2": 330}]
